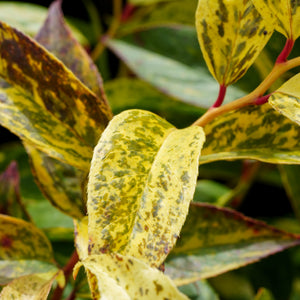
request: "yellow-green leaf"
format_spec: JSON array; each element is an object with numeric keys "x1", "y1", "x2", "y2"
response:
[
  {"x1": 252, "y1": 0, "x2": 300, "y2": 40},
  {"x1": 196, "y1": 0, "x2": 273, "y2": 85},
  {"x1": 0, "y1": 214, "x2": 56, "y2": 284},
  {"x1": 200, "y1": 103, "x2": 300, "y2": 165},
  {"x1": 25, "y1": 144, "x2": 85, "y2": 219},
  {"x1": 88, "y1": 110, "x2": 205, "y2": 267},
  {"x1": 0, "y1": 269, "x2": 61, "y2": 300},
  {"x1": 78, "y1": 253, "x2": 188, "y2": 300},
  {"x1": 74, "y1": 217, "x2": 89, "y2": 261},
  {"x1": 165, "y1": 203, "x2": 300, "y2": 285},
  {"x1": 254, "y1": 288, "x2": 275, "y2": 300},
  {"x1": 269, "y1": 73, "x2": 300, "y2": 126}
]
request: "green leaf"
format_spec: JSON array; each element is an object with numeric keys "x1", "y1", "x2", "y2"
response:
[
  {"x1": 195, "y1": 0, "x2": 273, "y2": 85},
  {"x1": 0, "y1": 269, "x2": 62, "y2": 300},
  {"x1": 105, "y1": 78, "x2": 205, "y2": 128},
  {"x1": 165, "y1": 203, "x2": 300, "y2": 285},
  {"x1": 200, "y1": 103, "x2": 300, "y2": 165},
  {"x1": 0, "y1": 214, "x2": 56, "y2": 284},
  {"x1": 269, "y1": 73, "x2": 300, "y2": 126},
  {"x1": 88, "y1": 110, "x2": 205, "y2": 267},
  {"x1": 108, "y1": 27, "x2": 245, "y2": 108},
  {"x1": 254, "y1": 288, "x2": 275, "y2": 300},
  {"x1": 24, "y1": 144, "x2": 85, "y2": 219},
  {"x1": 76, "y1": 253, "x2": 188, "y2": 300},
  {"x1": 252, "y1": 0, "x2": 300, "y2": 40}
]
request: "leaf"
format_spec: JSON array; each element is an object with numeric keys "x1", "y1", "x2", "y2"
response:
[
  {"x1": 129, "y1": 0, "x2": 176, "y2": 5},
  {"x1": 88, "y1": 110, "x2": 205, "y2": 267},
  {"x1": 251, "y1": 0, "x2": 300, "y2": 40},
  {"x1": 105, "y1": 78, "x2": 205, "y2": 128},
  {"x1": 178, "y1": 280, "x2": 219, "y2": 300},
  {"x1": 24, "y1": 144, "x2": 85, "y2": 219},
  {"x1": 269, "y1": 73, "x2": 300, "y2": 126},
  {"x1": 254, "y1": 288, "x2": 274, "y2": 300},
  {"x1": 108, "y1": 27, "x2": 245, "y2": 108},
  {"x1": 165, "y1": 203, "x2": 300, "y2": 285},
  {"x1": 200, "y1": 103, "x2": 300, "y2": 165},
  {"x1": 0, "y1": 269, "x2": 61, "y2": 300},
  {"x1": 74, "y1": 217, "x2": 89, "y2": 261},
  {"x1": 0, "y1": 21, "x2": 111, "y2": 168},
  {"x1": 76, "y1": 253, "x2": 188, "y2": 300},
  {"x1": 195, "y1": 0, "x2": 273, "y2": 85},
  {"x1": 0, "y1": 214, "x2": 56, "y2": 284}
]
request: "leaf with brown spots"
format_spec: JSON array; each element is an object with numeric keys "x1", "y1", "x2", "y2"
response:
[
  {"x1": 0, "y1": 214, "x2": 57, "y2": 284},
  {"x1": 88, "y1": 110, "x2": 205, "y2": 267},
  {"x1": 196, "y1": 0, "x2": 273, "y2": 85},
  {"x1": 76, "y1": 253, "x2": 188, "y2": 299},
  {"x1": 252, "y1": 0, "x2": 300, "y2": 40},
  {"x1": 200, "y1": 103, "x2": 300, "y2": 165},
  {"x1": 165, "y1": 203, "x2": 300, "y2": 285},
  {"x1": 74, "y1": 216, "x2": 89, "y2": 260}
]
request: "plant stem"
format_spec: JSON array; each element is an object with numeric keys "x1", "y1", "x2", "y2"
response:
[
  {"x1": 212, "y1": 84, "x2": 227, "y2": 108},
  {"x1": 193, "y1": 56, "x2": 300, "y2": 127},
  {"x1": 50, "y1": 251, "x2": 79, "y2": 300},
  {"x1": 276, "y1": 39, "x2": 295, "y2": 63},
  {"x1": 91, "y1": 0, "x2": 122, "y2": 61}
]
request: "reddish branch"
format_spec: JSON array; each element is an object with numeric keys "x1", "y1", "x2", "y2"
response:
[
  {"x1": 212, "y1": 84, "x2": 227, "y2": 108},
  {"x1": 276, "y1": 39, "x2": 295, "y2": 63}
]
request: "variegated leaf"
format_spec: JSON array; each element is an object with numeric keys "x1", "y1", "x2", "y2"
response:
[
  {"x1": 200, "y1": 103, "x2": 300, "y2": 165},
  {"x1": 76, "y1": 254, "x2": 188, "y2": 300},
  {"x1": 88, "y1": 110, "x2": 205, "y2": 267},
  {"x1": 74, "y1": 216, "x2": 89, "y2": 261},
  {"x1": 165, "y1": 203, "x2": 300, "y2": 285},
  {"x1": 0, "y1": 214, "x2": 56, "y2": 284},
  {"x1": 269, "y1": 73, "x2": 300, "y2": 126},
  {"x1": 196, "y1": 0, "x2": 273, "y2": 85},
  {"x1": 252, "y1": 0, "x2": 300, "y2": 40}
]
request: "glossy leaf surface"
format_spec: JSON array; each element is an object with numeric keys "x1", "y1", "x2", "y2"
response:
[
  {"x1": 196, "y1": 0, "x2": 273, "y2": 85},
  {"x1": 88, "y1": 110, "x2": 205, "y2": 267},
  {"x1": 77, "y1": 254, "x2": 188, "y2": 300},
  {"x1": 200, "y1": 103, "x2": 300, "y2": 165},
  {"x1": 166, "y1": 203, "x2": 300, "y2": 284},
  {"x1": 269, "y1": 73, "x2": 300, "y2": 126},
  {"x1": 252, "y1": 0, "x2": 300, "y2": 40}
]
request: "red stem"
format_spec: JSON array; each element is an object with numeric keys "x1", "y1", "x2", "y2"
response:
[
  {"x1": 276, "y1": 39, "x2": 295, "y2": 63},
  {"x1": 255, "y1": 94, "x2": 271, "y2": 105},
  {"x1": 211, "y1": 84, "x2": 227, "y2": 108},
  {"x1": 121, "y1": 3, "x2": 136, "y2": 22}
]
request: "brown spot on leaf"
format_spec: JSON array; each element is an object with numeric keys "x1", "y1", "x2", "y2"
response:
[{"x1": 1, "y1": 235, "x2": 13, "y2": 248}]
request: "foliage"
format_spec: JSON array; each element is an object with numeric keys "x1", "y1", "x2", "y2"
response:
[{"x1": 0, "y1": 0, "x2": 300, "y2": 299}]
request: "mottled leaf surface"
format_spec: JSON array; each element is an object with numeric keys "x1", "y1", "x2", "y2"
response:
[
  {"x1": 252, "y1": 0, "x2": 300, "y2": 39},
  {"x1": 88, "y1": 110, "x2": 205, "y2": 267},
  {"x1": 165, "y1": 203, "x2": 300, "y2": 284},
  {"x1": 77, "y1": 254, "x2": 188, "y2": 300},
  {"x1": 269, "y1": 73, "x2": 300, "y2": 126},
  {"x1": 196, "y1": 0, "x2": 273, "y2": 85},
  {"x1": 25, "y1": 144, "x2": 85, "y2": 219},
  {"x1": 108, "y1": 28, "x2": 245, "y2": 108},
  {"x1": 0, "y1": 269, "x2": 60, "y2": 299},
  {"x1": 74, "y1": 217, "x2": 89, "y2": 260},
  {"x1": 200, "y1": 103, "x2": 300, "y2": 165}
]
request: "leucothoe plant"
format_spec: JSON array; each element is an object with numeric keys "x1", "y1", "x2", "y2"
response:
[{"x1": 1, "y1": 0, "x2": 300, "y2": 299}]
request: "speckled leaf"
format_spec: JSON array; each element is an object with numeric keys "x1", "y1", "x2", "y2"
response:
[
  {"x1": 252, "y1": 0, "x2": 300, "y2": 40},
  {"x1": 77, "y1": 254, "x2": 188, "y2": 300},
  {"x1": 165, "y1": 203, "x2": 300, "y2": 284},
  {"x1": 195, "y1": 0, "x2": 273, "y2": 85},
  {"x1": 0, "y1": 269, "x2": 61, "y2": 300},
  {"x1": 269, "y1": 73, "x2": 300, "y2": 126},
  {"x1": 35, "y1": 0, "x2": 108, "y2": 102},
  {"x1": 88, "y1": 110, "x2": 205, "y2": 267},
  {"x1": 0, "y1": 21, "x2": 111, "y2": 161},
  {"x1": 0, "y1": 214, "x2": 56, "y2": 284},
  {"x1": 24, "y1": 144, "x2": 85, "y2": 219},
  {"x1": 200, "y1": 103, "x2": 300, "y2": 165},
  {"x1": 74, "y1": 217, "x2": 89, "y2": 260}
]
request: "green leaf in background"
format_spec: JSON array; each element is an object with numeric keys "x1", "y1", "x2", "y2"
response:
[
  {"x1": 252, "y1": 0, "x2": 300, "y2": 40},
  {"x1": 195, "y1": 0, "x2": 273, "y2": 86},
  {"x1": 166, "y1": 203, "x2": 300, "y2": 285},
  {"x1": 200, "y1": 103, "x2": 300, "y2": 165},
  {"x1": 88, "y1": 110, "x2": 205, "y2": 267},
  {"x1": 108, "y1": 27, "x2": 245, "y2": 108},
  {"x1": 76, "y1": 253, "x2": 188, "y2": 300},
  {"x1": 254, "y1": 288, "x2": 275, "y2": 300},
  {"x1": 0, "y1": 214, "x2": 57, "y2": 284},
  {"x1": 269, "y1": 73, "x2": 300, "y2": 126},
  {"x1": 104, "y1": 78, "x2": 205, "y2": 128}
]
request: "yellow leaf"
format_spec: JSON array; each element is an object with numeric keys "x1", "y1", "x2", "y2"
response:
[
  {"x1": 88, "y1": 110, "x2": 205, "y2": 267},
  {"x1": 80, "y1": 253, "x2": 188, "y2": 300},
  {"x1": 252, "y1": 0, "x2": 300, "y2": 40},
  {"x1": 74, "y1": 217, "x2": 89, "y2": 261},
  {"x1": 196, "y1": 0, "x2": 273, "y2": 85}
]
